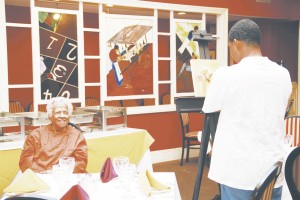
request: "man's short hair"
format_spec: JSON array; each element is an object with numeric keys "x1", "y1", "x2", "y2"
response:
[{"x1": 228, "y1": 19, "x2": 261, "y2": 46}]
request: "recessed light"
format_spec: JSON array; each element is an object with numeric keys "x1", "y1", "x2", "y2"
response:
[
  {"x1": 178, "y1": 12, "x2": 186, "y2": 15},
  {"x1": 53, "y1": 13, "x2": 61, "y2": 21}
]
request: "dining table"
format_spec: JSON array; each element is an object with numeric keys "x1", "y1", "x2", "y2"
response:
[
  {"x1": 0, "y1": 127, "x2": 155, "y2": 196},
  {"x1": 1, "y1": 171, "x2": 181, "y2": 200}
]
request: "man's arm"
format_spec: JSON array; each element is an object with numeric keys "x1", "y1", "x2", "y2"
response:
[{"x1": 202, "y1": 67, "x2": 227, "y2": 113}]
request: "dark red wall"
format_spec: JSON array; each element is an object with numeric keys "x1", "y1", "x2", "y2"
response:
[{"x1": 4, "y1": 2, "x2": 299, "y2": 151}]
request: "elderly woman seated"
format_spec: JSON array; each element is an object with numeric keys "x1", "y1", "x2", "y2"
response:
[{"x1": 19, "y1": 97, "x2": 88, "y2": 173}]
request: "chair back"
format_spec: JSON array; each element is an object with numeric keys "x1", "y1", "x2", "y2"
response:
[
  {"x1": 143, "y1": 98, "x2": 155, "y2": 106},
  {"x1": 161, "y1": 93, "x2": 171, "y2": 104},
  {"x1": 284, "y1": 116, "x2": 300, "y2": 147},
  {"x1": 285, "y1": 146, "x2": 300, "y2": 200},
  {"x1": 85, "y1": 97, "x2": 100, "y2": 106},
  {"x1": 104, "y1": 100, "x2": 122, "y2": 107},
  {"x1": 122, "y1": 99, "x2": 139, "y2": 107},
  {"x1": 9, "y1": 101, "x2": 25, "y2": 113},
  {"x1": 250, "y1": 161, "x2": 283, "y2": 200},
  {"x1": 285, "y1": 99, "x2": 294, "y2": 118},
  {"x1": 180, "y1": 113, "x2": 190, "y2": 133},
  {"x1": 26, "y1": 102, "x2": 47, "y2": 112}
]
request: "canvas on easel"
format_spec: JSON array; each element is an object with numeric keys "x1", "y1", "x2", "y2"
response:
[{"x1": 190, "y1": 59, "x2": 219, "y2": 97}]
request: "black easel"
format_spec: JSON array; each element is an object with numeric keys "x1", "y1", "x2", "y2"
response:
[
  {"x1": 193, "y1": 31, "x2": 215, "y2": 59},
  {"x1": 192, "y1": 111, "x2": 220, "y2": 200}
]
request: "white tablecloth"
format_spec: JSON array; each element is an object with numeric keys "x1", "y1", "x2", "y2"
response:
[{"x1": 1, "y1": 172, "x2": 181, "y2": 200}]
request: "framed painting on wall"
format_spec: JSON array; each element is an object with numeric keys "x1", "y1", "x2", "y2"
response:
[
  {"x1": 38, "y1": 9, "x2": 79, "y2": 100},
  {"x1": 104, "y1": 14, "x2": 154, "y2": 97},
  {"x1": 175, "y1": 19, "x2": 204, "y2": 94}
]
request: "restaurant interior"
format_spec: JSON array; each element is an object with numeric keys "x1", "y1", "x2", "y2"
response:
[{"x1": 0, "y1": 0, "x2": 300, "y2": 199}]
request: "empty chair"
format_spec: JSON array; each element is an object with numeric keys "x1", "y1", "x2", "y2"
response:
[
  {"x1": 122, "y1": 99, "x2": 139, "y2": 107},
  {"x1": 250, "y1": 161, "x2": 283, "y2": 200},
  {"x1": 26, "y1": 102, "x2": 47, "y2": 112},
  {"x1": 143, "y1": 98, "x2": 155, "y2": 106},
  {"x1": 104, "y1": 100, "x2": 122, "y2": 107},
  {"x1": 161, "y1": 93, "x2": 171, "y2": 104},
  {"x1": 284, "y1": 116, "x2": 300, "y2": 147},
  {"x1": 9, "y1": 101, "x2": 25, "y2": 113},
  {"x1": 285, "y1": 146, "x2": 300, "y2": 200},
  {"x1": 85, "y1": 97, "x2": 100, "y2": 106},
  {"x1": 178, "y1": 112, "x2": 200, "y2": 165}
]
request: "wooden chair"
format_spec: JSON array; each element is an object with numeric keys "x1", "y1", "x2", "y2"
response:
[
  {"x1": 104, "y1": 100, "x2": 122, "y2": 107},
  {"x1": 284, "y1": 116, "x2": 300, "y2": 147},
  {"x1": 250, "y1": 161, "x2": 283, "y2": 200},
  {"x1": 85, "y1": 97, "x2": 100, "y2": 106},
  {"x1": 26, "y1": 102, "x2": 47, "y2": 112},
  {"x1": 285, "y1": 146, "x2": 300, "y2": 200},
  {"x1": 178, "y1": 112, "x2": 200, "y2": 166},
  {"x1": 122, "y1": 99, "x2": 139, "y2": 107},
  {"x1": 285, "y1": 99, "x2": 294, "y2": 118},
  {"x1": 9, "y1": 101, "x2": 25, "y2": 113},
  {"x1": 161, "y1": 93, "x2": 171, "y2": 104},
  {"x1": 143, "y1": 98, "x2": 155, "y2": 106}
]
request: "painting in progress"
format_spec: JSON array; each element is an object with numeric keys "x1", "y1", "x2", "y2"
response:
[{"x1": 190, "y1": 59, "x2": 219, "y2": 97}]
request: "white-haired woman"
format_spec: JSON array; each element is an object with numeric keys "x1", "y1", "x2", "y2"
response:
[{"x1": 19, "y1": 97, "x2": 88, "y2": 173}]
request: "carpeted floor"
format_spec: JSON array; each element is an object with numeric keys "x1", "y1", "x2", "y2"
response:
[{"x1": 153, "y1": 157, "x2": 219, "y2": 200}]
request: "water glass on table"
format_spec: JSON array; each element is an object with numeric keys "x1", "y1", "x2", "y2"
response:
[
  {"x1": 284, "y1": 134, "x2": 293, "y2": 147},
  {"x1": 59, "y1": 156, "x2": 75, "y2": 174},
  {"x1": 120, "y1": 163, "x2": 137, "y2": 199},
  {"x1": 113, "y1": 156, "x2": 129, "y2": 176}
]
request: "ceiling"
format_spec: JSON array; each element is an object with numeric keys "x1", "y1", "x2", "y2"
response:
[{"x1": 4, "y1": 0, "x2": 264, "y2": 23}]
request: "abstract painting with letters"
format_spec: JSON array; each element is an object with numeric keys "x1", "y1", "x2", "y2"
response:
[{"x1": 39, "y1": 11, "x2": 78, "y2": 100}]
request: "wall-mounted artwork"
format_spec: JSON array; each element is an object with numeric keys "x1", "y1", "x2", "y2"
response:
[
  {"x1": 190, "y1": 59, "x2": 219, "y2": 97},
  {"x1": 105, "y1": 15, "x2": 153, "y2": 97},
  {"x1": 175, "y1": 20, "x2": 204, "y2": 94},
  {"x1": 39, "y1": 11, "x2": 78, "y2": 100}
]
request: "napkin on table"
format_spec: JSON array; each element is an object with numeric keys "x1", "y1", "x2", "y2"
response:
[
  {"x1": 100, "y1": 157, "x2": 118, "y2": 183},
  {"x1": 60, "y1": 184, "x2": 89, "y2": 200},
  {"x1": 138, "y1": 170, "x2": 171, "y2": 196},
  {"x1": 3, "y1": 169, "x2": 50, "y2": 194}
]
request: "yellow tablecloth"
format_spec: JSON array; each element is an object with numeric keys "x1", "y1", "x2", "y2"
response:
[
  {"x1": 0, "y1": 128, "x2": 154, "y2": 196},
  {"x1": 86, "y1": 130, "x2": 154, "y2": 172}
]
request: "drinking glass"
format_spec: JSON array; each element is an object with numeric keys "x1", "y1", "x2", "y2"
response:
[
  {"x1": 51, "y1": 164, "x2": 69, "y2": 191},
  {"x1": 121, "y1": 163, "x2": 137, "y2": 199},
  {"x1": 113, "y1": 156, "x2": 129, "y2": 176},
  {"x1": 59, "y1": 156, "x2": 75, "y2": 174},
  {"x1": 283, "y1": 134, "x2": 293, "y2": 147}
]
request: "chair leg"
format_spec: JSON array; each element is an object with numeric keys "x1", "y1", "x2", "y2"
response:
[
  {"x1": 186, "y1": 140, "x2": 190, "y2": 162},
  {"x1": 180, "y1": 140, "x2": 185, "y2": 166}
]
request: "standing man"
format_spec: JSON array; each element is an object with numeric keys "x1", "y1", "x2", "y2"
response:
[{"x1": 203, "y1": 19, "x2": 291, "y2": 199}]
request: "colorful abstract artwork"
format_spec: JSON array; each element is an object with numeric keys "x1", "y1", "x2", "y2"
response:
[
  {"x1": 39, "y1": 11, "x2": 78, "y2": 100},
  {"x1": 105, "y1": 15, "x2": 153, "y2": 97}
]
